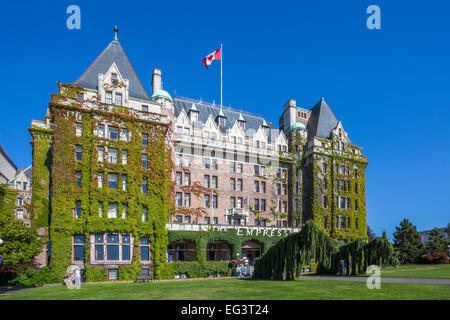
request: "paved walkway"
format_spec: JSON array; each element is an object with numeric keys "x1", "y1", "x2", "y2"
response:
[{"x1": 300, "y1": 275, "x2": 450, "y2": 285}]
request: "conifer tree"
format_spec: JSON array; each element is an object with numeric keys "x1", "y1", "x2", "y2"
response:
[
  {"x1": 427, "y1": 227, "x2": 449, "y2": 253},
  {"x1": 392, "y1": 219, "x2": 424, "y2": 264}
]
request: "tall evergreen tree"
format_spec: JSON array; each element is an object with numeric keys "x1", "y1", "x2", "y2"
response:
[
  {"x1": 0, "y1": 185, "x2": 46, "y2": 266},
  {"x1": 367, "y1": 225, "x2": 376, "y2": 242},
  {"x1": 427, "y1": 227, "x2": 449, "y2": 253},
  {"x1": 392, "y1": 219, "x2": 424, "y2": 264}
]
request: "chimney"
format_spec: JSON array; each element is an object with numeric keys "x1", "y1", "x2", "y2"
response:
[{"x1": 151, "y1": 68, "x2": 162, "y2": 94}]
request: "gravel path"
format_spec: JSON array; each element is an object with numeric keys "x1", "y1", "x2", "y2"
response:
[{"x1": 300, "y1": 275, "x2": 450, "y2": 285}]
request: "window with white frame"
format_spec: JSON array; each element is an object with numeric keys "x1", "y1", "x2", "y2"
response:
[
  {"x1": 122, "y1": 175, "x2": 127, "y2": 191},
  {"x1": 76, "y1": 123, "x2": 82, "y2": 137},
  {"x1": 108, "y1": 148, "x2": 118, "y2": 163},
  {"x1": 98, "y1": 147, "x2": 104, "y2": 162},
  {"x1": 93, "y1": 233, "x2": 132, "y2": 262},
  {"x1": 109, "y1": 127, "x2": 119, "y2": 140},
  {"x1": 142, "y1": 207, "x2": 148, "y2": 222},
  {"x1": 98, "y1": 124, "x2": 105, "y2": 138},
  {"x1": 120, "y1": 128, "x2": 129, "y2": 142},
  {"x1": 122, "y1": 150, "x2": 128, "y2": 165},
  {"x1": 105, "y1": 92, "x2": 112, "y2": 104},
  {"x1": 122, "y1": 204, "x2": 127, "y2": 218},
  {"x1": 108, "y1": 203, "x2": 118, "y2": 218},
  {"x1": 98, "y1": 173, "x2": 104, "y2": 188},
  {"x1": 108, "y1": 174, "x2": 118, "y2": 189},
  {"x1": 115, "y1": 93, "x2": 122, "y2": 105},
  {"x1": 17, "y1": 209, "x2": 24, "y2": 219}
]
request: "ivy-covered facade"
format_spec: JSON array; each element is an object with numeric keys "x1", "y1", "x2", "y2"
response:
[{"x1": 28, "y1": 30, "x2": 368, "y2": 281}]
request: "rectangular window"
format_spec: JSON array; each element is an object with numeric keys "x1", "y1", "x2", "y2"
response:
[
  {"x1": 75, "y1": 201, "x2": 81, "y2": 218},
  {"x1": 98, "y1": 173, "x2": 104, "y2": 188},
  {"x1": 261, "y1": 181, "x2": 266, "y2": 193},
  {"x1": 254, "y1": 181, "x2": 260, "y2": 193},
  {"x1": 122, "y1": 244, "x2": 130, "y2": 260},
  {"x1": 98, "y1": 147, "x2": 104, "y2": 162},
  {"x1": 230, "y1": 197, "x2": 235, "y2": 208},
  {"x1": 184, "y1": 216, "x2": 191, "y2": 224},
  {"x1": 75, "y1": 145, "x2": 82, "y2": 161},
  {"x1": 115, "y1": 93, "x2": 122, "y2": 105},
  {"x1": 105, "y1": 92, "x2": 112, "y2": 104},
  {"x1": 204, "y1": 175, "x2": 210, "y2": 188},
  {"x1": 261, "y1": 199, "x2": 266, "y2": 211},
  {"x1": 204, "y1": 217, "x2": 211, "y2": 224},
  {"x1": 260, "y1": 166, "x2": 265, "y2": 176},
  {"x1": 184, "y1": 172, "x2": 190, "y2": 185},
  {"x1": 17, "y1": 197, "x2": 23, "y2": 206},
  {"x1": 205, "y1": 194, "x2": 210, "y2": 208},
  {"x1": 98, "y1": 201, "x2": 103, "y2": 217},
  {"x1": 237, "y1": 163, "x2": 243, "y2": 173},
  {"x1": 213, "y1": 217, "x2": 218, "y2": 225},
  {"x1": 212, "y1": 195, "x2": 218, "y2": 208},
  {"x1": 76, "y1": 171, "x2": 82, "y2": 187},
  {"x1": 98, "y1": 124, "x2": 105, "y2": 138},
  {"x1": 76, "y1": 123, "x2": 82, "y2": 137},
  {"x1": 73, "y1": 235, "x2": 85, "y2": 261},
  {"x1": 122, "y1": 204, "x2": 127, "y2": 219},
  {"x1": 108, "y1": 203, "x2": 118, "y2": 218},
  {"x1": 254, "y1": 199, "x2": 260, "y2": 211},
  {"x1": 212, "y1": 176, "x2": 218, "y2": 189},
  {"x1": 237, "y1": 179, "x2": 243, "y2": 191},
  {"x1": 230, "y1": 178, "x2": 235, "y2": 191},
  {"x1": 339, "y1": 165, "x2": 345, "y2": 175},
  {"x1": 108, "y1": 174, "x2": 118, "y2": 189},
  {"x1": 107, "y1": 245, "x2": 119, "y2": 260},
  {"x1": 108, "y1": 148, "x2": 118, "y2": 163},
  {"x1": 276, "y1": 184, "x2": 281, "y2": 195},
  {"x1": 120, "y1": 129, "x2": 129, "y2": 142},
  {"x1": 122, "y1": 175, "x2": 127, "y2": 191},
  {"x1": 230, "y1": 162, "x2": 236, "y2": 173},
  {"x1": 184, "y1": 193, "x2": 191, "y2": 207},
  {"x1": 109, "y1": 127, "x2": 119, "y2": 140},
  {"x1": 176, "y1": 172, "x2": 182, "y2": 185},
  {"x1": 95, "y1": 245, "x2": 104, "y2": 260},
  {"x1": 142, "y1": 207, "x2": 148, "y2": 222},
  {"x1": 184, "y1": 156, "x2": 191, "y2": 167},
  {"x1": 122, "y1": 150, "x2": 128, "y2": 165},
  {"x1": 176, "y1": 215, "x2": 182, "y2": 223},
  {"x1": 340, "y1": 180, "x2": 346, "y2": 191},
  {"x1": 140, "y1": 237, "x2": 150, "y2": 261},
  {"x1": 204, "y1": 158, "x2": 210, "y2": 169},
  {"x1": 142, "y1": 154, "x2": 148, "y2": 168},
  {"x1": 142, "y1": 178, "x2": 148, "y2": 194},
  {"x1": 176, "y1": 193, "x2": 182, "y2": 206},
  {"x1": 17, "y1": 209, "x2": 24, "y2": 219},
  {"x1": 254, "y1": 165, "x2": 259, "y2": 175},
  {"x1": 237, "y1": 197, "x2": 243, "y2": 208},
  {"x1": 212, "y1": 159, "x2": 218, "y2": 170},
  {"x1": 142, "y1": 105, "x2": 148, "y2": 112},
  {"x1": 142, "y1": 134, "x2": 148, "y2": 146}
]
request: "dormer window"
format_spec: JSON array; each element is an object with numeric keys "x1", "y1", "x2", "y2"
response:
[
  {"x1": 190, "y1": 111, "x2": 198, "y2": 122},
  {"x1": 218, "y1": 117, "x2": 226, "y2": 127},
  {"x1": 111, "y1": 73, "x2": 118, "y2": 87},
  {"x1": 238, "y1": 121, "x2": 245, "y2": 131}
]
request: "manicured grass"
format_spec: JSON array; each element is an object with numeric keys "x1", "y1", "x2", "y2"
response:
[
  {"x1": 371, "y1": 264, "x2": 450, "y2": 279},
  {"x1": 0, "y1": 278, "x2": 449, "y2": 300}
]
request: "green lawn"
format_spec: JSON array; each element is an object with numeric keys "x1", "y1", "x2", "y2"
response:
[
  {"x1": 0, "y1": 278, "x2": 449, "y2": 300},
  {"x1": 369, "y1": 264, "x2": 450, "y2": 279}
]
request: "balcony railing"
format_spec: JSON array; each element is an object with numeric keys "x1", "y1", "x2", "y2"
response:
[{"x1": 166, "y1": 223, "x2": 301, "y2": 234}]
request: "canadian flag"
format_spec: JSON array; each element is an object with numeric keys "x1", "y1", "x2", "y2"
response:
[{"x1": 202, "y1": 48, "x2": 221, "y2": 69}]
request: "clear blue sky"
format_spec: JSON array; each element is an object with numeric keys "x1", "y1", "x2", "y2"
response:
[{"x1": 0, "y1": 1, "x2": 449, "y2": 237}]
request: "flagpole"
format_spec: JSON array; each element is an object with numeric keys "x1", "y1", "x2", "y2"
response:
[{"x1": 220, "y1": 43, "x2": 223, "y2": 108}]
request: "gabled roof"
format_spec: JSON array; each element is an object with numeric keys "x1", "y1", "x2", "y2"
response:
[
  {"x1": 306, "y1": 98, "x2": 339, "y2": 140},
  {"x1": 73, "y1": 41, "x2": 150, "y2": 101}
]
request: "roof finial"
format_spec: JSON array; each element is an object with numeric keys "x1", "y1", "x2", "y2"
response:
[{"x1": 113, "y1": 24, "x2": 119, "y2": 43}]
